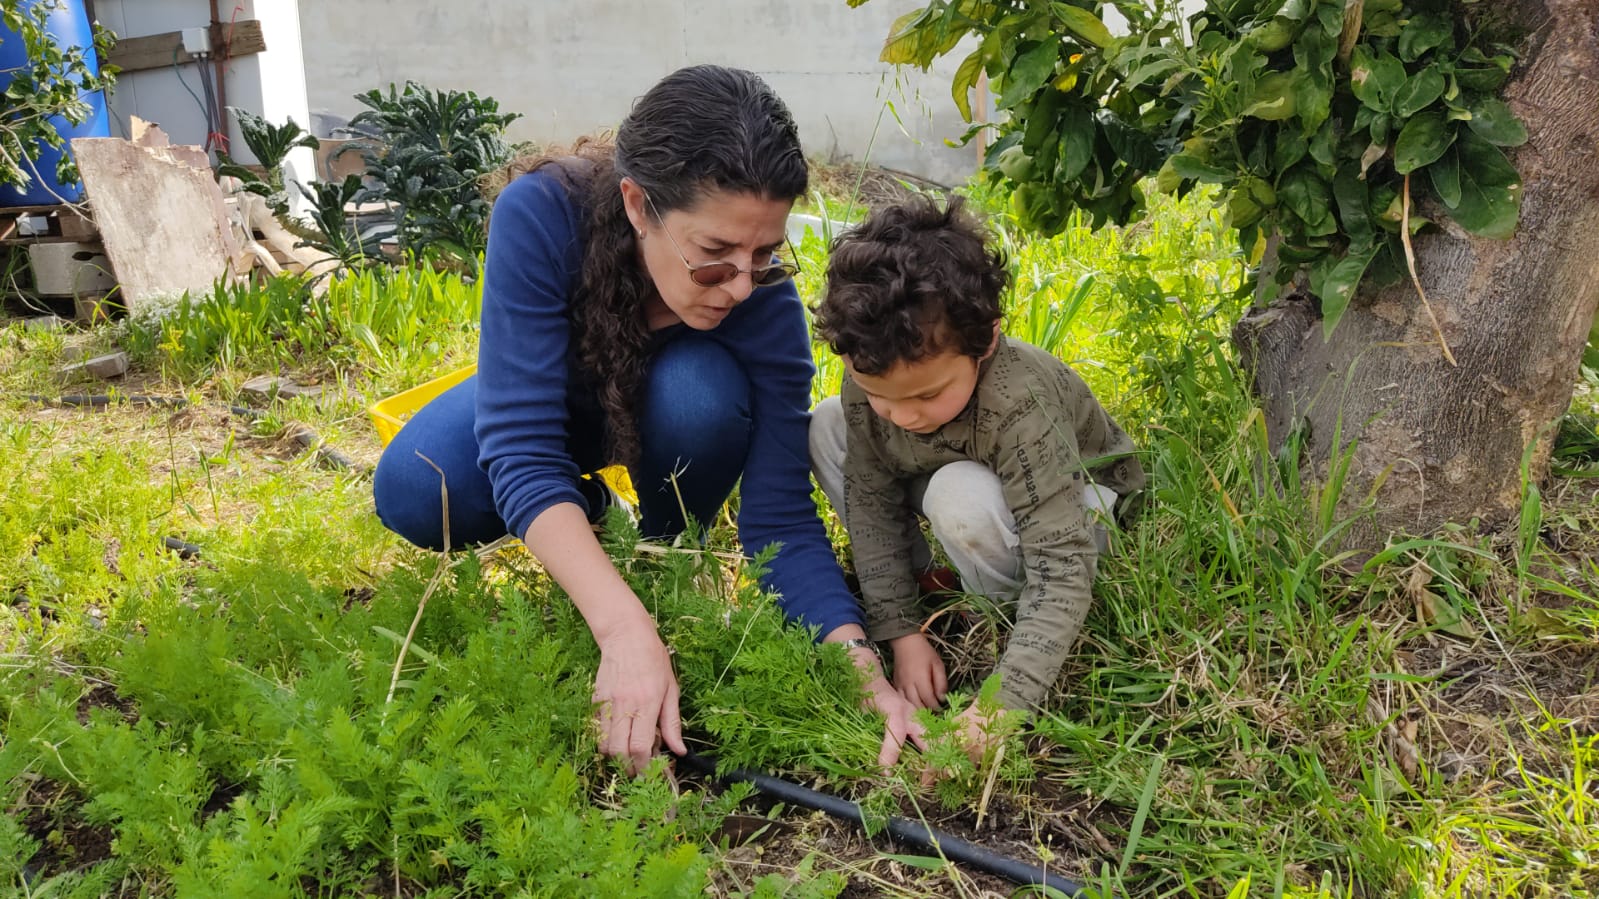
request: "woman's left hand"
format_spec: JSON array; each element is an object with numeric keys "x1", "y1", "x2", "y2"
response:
[
  {"x1": 826, "y1": 627, "x2": 929, "y2": 770},
  {"x1": 862, "y1": 674, "x2": 929, "y2": 769}
]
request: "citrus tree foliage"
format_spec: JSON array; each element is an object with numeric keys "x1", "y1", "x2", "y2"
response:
[
  {"x1": 0, "y1": 0, "x2": 116, "y2": 194},
  {"x1": 858, "y1": 0, "x2": 1526, "y2": 333}
]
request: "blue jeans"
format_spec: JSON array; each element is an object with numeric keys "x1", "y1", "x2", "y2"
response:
[{"x1": 373, "y1": 336, "x2": 754, "y2": 550}]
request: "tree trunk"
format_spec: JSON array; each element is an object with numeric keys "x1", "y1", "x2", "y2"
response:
[{"x1": 1234, "y1": 0, "x2": 1599, "y2": 547}]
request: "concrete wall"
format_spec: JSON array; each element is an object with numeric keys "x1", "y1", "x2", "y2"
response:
[{"x1": 295, "y1": 1, "x2": 983, "y2": 186}]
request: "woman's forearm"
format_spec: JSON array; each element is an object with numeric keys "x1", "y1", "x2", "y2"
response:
[{"x1": 523, "y1": 502, "x2": 654, "y2": 643}]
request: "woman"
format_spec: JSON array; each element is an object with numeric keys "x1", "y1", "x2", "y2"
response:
[{"x1": 373, "y1": 65, "x2": 922, "y2": 774}]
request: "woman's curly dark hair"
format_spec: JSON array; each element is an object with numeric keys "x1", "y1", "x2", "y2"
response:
[
  {"x1": 814, "y1": 195, "x2": 1008, "y2": 376},
  {"x1": 502, "y1": 66, "x2": 807, "y2": 466}
]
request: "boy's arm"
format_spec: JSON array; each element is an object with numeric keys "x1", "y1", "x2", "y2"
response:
[
  {"x1": 989, "y1": 405, "x2": 1101, "y2": 711},
  {"x1": 839, "y1": 395, "x2": 923, "y2": 642}
]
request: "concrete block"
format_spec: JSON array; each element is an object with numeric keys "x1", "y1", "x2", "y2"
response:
[
  {"x1": 27, "y1": 242, "x2": 117, "y2": 296},
  {"x1": 59, "y1": 351, "x2": 128, "y2": 380},
  {"x1": 23, "y1": 316, "x2": 65, "y2": 332}
]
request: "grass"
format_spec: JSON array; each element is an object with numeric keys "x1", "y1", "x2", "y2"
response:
[{"x1": 1, "y1": 178, "x2": 1596, "y2": 898}]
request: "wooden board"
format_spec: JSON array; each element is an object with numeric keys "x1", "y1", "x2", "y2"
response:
[
  {"x1": 106, "y1": 19, "x2": 266, "y2": 74},
  {"x1": 69, "y1": 135, "x2": 242, "y2": 312},
  {"x1": 0, "y1": 205, "x2": 98, "y2": 246}
]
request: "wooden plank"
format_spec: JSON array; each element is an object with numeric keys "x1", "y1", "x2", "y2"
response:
[
  {"x1": 0, "y1": 203, "x2": 79, "y2": 215},
  {"x1": 106, "y1": 19, "x2": 265, "y2": 74},
  {"x1": 57, "y1": 209, "x2": 97, "y2": 241},
  {"x1": 69, "y1": 133, "x2": 242, "y2": 313},
  {"x1": 0, "y1": 233, "x2": 95, "y2": 247},
  {"x1": 211, "y1": 20, "x2": 266, "y2": 59},
  {"x1": 0, "y1": 205, "x2": 98, "y2": 245}
]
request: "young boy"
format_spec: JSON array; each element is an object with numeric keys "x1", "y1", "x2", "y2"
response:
[{"x1": 810, "y1": 196, "x2": 1145, "y2": 752}]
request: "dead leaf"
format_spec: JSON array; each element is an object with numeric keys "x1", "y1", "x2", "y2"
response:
[{"x1": 1405, "y1": 564, "x2": 1477, "y2": 638}]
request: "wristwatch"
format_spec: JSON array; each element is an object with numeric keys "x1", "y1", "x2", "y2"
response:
[{"x1": 840, "y1": 637, "x2": 884, "y2": 664}]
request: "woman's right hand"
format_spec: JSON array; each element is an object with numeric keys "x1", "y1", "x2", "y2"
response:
[
  {"x1": 524, "y1": 502, "x2": 687, "y2": 777},
  {"x1": 592, "y1": 617, "x2": 687, "y2": 775}
]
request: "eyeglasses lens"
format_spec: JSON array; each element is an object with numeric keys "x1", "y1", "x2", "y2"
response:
[{"x1": 689, "y1": 262, "x2": 796, "y2": 288}]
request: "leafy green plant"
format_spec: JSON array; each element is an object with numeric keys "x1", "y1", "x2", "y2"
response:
[
  {"x1": 349, "y1": 82, "x2": 521, "y2": 269},
  {"x1": 119, "y1": 264, "x2": 482, "y2": 386},
  {"x1": 295, "y1": 173, "x2": 385, "y2": 268},
  {"x1": 862, "y1": 0, "x2": 1526, "y2": 335},
  {"x1": 913, "y1": 675, "x2": 1033, "y2": 811},
  {"x1": 0, "y1": 0, "x2": 117, "y2": 195},
  {"x1": 217, "y1": 106, "x2": 318, "y2": 211}
]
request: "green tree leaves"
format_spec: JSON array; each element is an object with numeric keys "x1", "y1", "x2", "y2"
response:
[
  {"x1": 1468, "y1": 98, "x2": 1529, "y2": 147},
  {"x1": 1309, "y1": 245, "x2": 1379, "y2": 337},
  {"x1": 1393, "y1": 112, "x2": 1453, "y2": 173},
  {"x1": 1051, "y1": 2, "x2": 1114, "y2": 48},
  {"x1": 1000, "y1": 41, "x2": 1061, "y2": 108},
  {"x1": 1, "y1": 0, "x2": 118, "y2": 192},
  {"x1": 1442, "y1": 130, "x2": 1522, "y2": 239},
  {"x1": 854, "y1": 0, "x2": 1529, "y2": 337}
]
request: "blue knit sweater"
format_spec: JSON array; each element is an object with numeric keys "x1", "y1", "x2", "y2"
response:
[{"x1": 474, "y1": 169, "x2": 864, "y2": 638}]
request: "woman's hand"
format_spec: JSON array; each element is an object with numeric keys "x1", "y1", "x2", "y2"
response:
[
  {"x1": 524, "y1": 502, "x2": 687, "y2": 777},
  {"x1": 889, "y1": 632, "x2": 948, "y2": 710},
  {"x1": 825, "y1": 626, "x2": 930, "y2": 770},
  {"x1": 592, "y1": 617, "x2": 687, "y2": 775},
  {"x1": 862, "y1": 674, "x2": 929, "y2": 769}
]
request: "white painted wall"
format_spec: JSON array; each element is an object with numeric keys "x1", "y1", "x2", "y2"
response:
[
  {"x1": 91, "y1": 0, "x2": 314, "y2": 196},
  {"x1": 295, "y1": 1, "x2": 984, "y2": 186}
]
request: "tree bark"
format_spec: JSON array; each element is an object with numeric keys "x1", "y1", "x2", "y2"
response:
[{"x1": 1234, "y1": 0, "x2": 1599, "y2": 546}]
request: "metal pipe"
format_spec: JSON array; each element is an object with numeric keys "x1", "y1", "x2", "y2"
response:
[
  {"x1": 679, "y1": 753, "x2": 1088, "y2": 897},
  {"x1": 210, "y1": 0, "x2": 228, "y2": 151}
]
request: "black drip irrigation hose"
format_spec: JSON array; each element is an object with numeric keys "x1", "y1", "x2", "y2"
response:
[
  {"x1": 228, "y1": 405, "x2": 360, "y2": 472},
  {"x1": 25, "y1": 394, "x2": 189, "y2": 408},
  {"x1": 162, "y1": 536, "x2": 202, "y2": 559},
  {"x1": 679, "y1": 752, "x2": 1089, "y2": 897}
]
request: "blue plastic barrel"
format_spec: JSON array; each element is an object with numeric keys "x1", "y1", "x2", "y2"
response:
[{"x1": 0, "y1": 0, "x2": 111, "y2": 206}]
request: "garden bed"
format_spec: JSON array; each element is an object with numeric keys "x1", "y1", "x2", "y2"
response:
[{"x1": 1, "y1": 184, "x2": 1594, "y2": 898}]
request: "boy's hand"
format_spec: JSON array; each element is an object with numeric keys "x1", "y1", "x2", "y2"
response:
[
  {"x1": 920, "y1": 701, "x2": 1023, "y2": 786},
  {"x1": 951, "y1": 702, "x2": 1013, "y2": 762},
  {"x1": 889, "y1": 632, "x2": 947, "y2": 709}
]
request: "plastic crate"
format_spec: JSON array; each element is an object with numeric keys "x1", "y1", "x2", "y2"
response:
[
  {"x1": 369, "y1": 364, "x2": 477, "y2": 446},
  {"x1": 369, "y1": 364, "x2": 636, "y2": 503}
]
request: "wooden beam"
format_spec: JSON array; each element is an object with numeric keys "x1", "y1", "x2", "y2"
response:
[{"x1": 105, "y1": 19, "x2": 265, "y2": 74}]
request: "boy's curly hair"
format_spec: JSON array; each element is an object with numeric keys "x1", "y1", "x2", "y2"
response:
[{"x1": 814, "y1": 195, "x2": 1008, "y2": 376}]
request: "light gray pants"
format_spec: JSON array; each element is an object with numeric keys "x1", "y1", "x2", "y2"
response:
[{"x1": 809, "y1": 396, "x2": 1113, "y2": 604}]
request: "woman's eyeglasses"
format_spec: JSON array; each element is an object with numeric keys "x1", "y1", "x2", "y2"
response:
[{"x1": 645, "y1": 193, "x2": 799, "y2": 288}]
